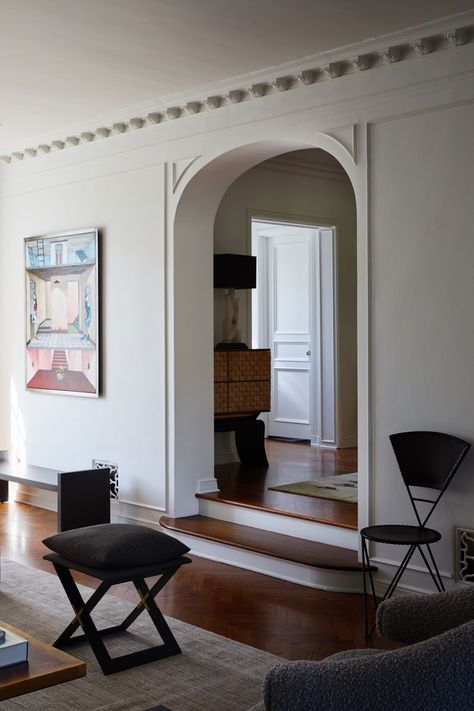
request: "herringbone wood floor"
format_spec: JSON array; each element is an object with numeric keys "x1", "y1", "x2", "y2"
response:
[{"x1": 0, "y1": 500, "x2": 397, "y2": 660}]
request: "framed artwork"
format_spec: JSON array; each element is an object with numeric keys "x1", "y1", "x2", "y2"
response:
[{"x1": 25, "y1": 228, "x2": 99, "y2": 397}]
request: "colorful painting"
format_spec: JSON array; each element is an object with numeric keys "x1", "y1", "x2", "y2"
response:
[{"x1": 25, "y1": 228, "x2": 99, "y2": 396}]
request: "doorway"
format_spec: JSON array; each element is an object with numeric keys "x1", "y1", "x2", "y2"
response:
[
  {"x1": 172, "y1": 133, "x2": 367, "y2": 529},
  {"x1": 251, "y1": 218, "x2": 337, "y2": 446},
  {"x1": 209, "y1": 147, "x2": 358, "y2": 527}
]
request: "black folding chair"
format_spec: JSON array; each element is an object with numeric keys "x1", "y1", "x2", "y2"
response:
[{"x1": 361, "y1": 431, "x2": 470, "y2": 638}]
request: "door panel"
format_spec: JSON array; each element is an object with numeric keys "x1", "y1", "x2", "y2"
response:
[
  {"x1": 268, "y1": 230, "x2": 317, "y2": 439},
  {"x1": 274, "y1": 368, "x2": 310, "y2": 423},
  {"x1": 274, "y1": 241, "x2": 310, "y2": 334}
]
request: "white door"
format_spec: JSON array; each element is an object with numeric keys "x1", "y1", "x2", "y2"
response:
[
  {"x1": 252, "y1": 220, "x2": 338, "y2": 445},
  {"x1": 267, "y1": 227, "x2": 317, "y2": 439}
]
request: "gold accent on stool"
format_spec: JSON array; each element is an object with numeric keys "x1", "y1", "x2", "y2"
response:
[{"x1": 138, "y1": 590, "x2": 150, "y2": 611}]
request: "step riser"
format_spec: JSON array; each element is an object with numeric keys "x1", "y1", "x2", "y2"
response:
[
  {"x1": 166, "y1": 530, "x2": 365, "y2": 593},
  {"x1": 199, "y1": 499, "x2": 358, "y2": 550}
]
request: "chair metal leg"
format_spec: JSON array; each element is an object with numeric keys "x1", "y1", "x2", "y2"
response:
[
  {"x1": 425, "y1": 544, "x2": 445, "y2": 591},
  {"x1": 382, "y1": 545, "x2": 416, "y2": 601},
  {"x1": 363, "y1": 542, "x2": 420, "y2": 638},
  {"x1": 362, "y1": 536, "x2": 377, "y2": 638}
]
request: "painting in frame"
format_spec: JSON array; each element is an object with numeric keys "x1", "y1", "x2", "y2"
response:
[{"x1": 25, "y1": 228, "x2": 99, "y2": 397}]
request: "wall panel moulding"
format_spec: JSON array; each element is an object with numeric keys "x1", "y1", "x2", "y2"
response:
[{"x1": 1, "y1": 23, "x2": 472, "y2": 164}]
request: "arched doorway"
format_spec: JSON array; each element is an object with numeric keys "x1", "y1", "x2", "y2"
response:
[{"x1": 171, "y1": 133, "x2": 368, "y2": 535}]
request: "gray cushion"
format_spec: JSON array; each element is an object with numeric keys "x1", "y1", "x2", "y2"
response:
[
  {"x1": 263, "y1": 619, "x2": 474, "y2": 710},
  {"x1": 43, "y1": 523, "x2": 190, "y2": 569},
  {"x1": 376, "y1": 587, "x2": 474, "y2": 644}
]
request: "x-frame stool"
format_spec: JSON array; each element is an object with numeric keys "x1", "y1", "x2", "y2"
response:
[{"x1": 44, "y1": 552, "x2": 191, "y2": 675}]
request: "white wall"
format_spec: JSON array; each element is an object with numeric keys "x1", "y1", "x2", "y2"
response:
[
  {"x1": 0, "y1": 29, "x2": 473, "y2": 589},
  {"x1": 0, "y1": 161, "x2": 167, "y2": 517},
  {"x1": 213, "y1": 158, "x2": 357, "y2": 447},
  {"x1": 370, "y1": 102, "x2": 474, "y2": 576}
]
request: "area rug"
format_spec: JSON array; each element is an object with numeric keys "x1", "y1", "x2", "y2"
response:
[
  {"x1": 269, "y1": 472, "x2": 358, "y2": 503},
  {"x1": 0, "y1": 560, "x2": 280, "y2": 710}
]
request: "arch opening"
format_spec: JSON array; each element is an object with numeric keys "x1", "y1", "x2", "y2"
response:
[{"x1": 172, "y1": 136, "x2": 364, "y2": 526}]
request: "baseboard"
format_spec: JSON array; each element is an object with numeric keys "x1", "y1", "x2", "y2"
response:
[
  {"x1": 196, "y1": 478, "x2": 220, "y2": 494},
  {"x1": 370, "y1": 556, "x2": 458, "y2": 597},
  {"x1": 14, "y1": 486, "x2": 164, "y2": 529},
  {"x1": 337, "y1": 436, "x2": 358, "y2": 449},
  {"x1": 310, "y1": 436, "x2": 357, "y2": 449},
  {"x1": 15, "y1": 486, "x2": 56, "y2": 512},
  {"x1": 111, "y1": 499, "x2": 165, "y2": 527}
]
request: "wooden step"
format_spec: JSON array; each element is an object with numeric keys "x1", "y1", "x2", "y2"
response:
[{"x1": 160, "y1": 515, "x2": 371, "y2": 572}]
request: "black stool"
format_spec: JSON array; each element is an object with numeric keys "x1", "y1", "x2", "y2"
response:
[{"x1": 43, "y1": 523, "x2": 191, "y2": 675}]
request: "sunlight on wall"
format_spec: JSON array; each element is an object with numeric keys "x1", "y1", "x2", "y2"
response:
[{"x1": 10, "y1": 378, "x2": 26, "y2": 465}]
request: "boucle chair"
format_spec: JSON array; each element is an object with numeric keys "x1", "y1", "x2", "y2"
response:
[{"x1": 254, "y1": 588, "x2": 474, "y2": 711}]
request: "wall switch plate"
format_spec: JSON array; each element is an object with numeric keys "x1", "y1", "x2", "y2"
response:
[{"x1": 92, "y1": 459, "x2": 119, "y2": 499}]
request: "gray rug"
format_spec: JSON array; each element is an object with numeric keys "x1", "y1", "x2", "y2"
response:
[
  {"x1": 269, "y1": 472, "x2": 358, "y2": 503},
  {"x1": 0, "y1": 560, "x2": 279, "y2": 710}
]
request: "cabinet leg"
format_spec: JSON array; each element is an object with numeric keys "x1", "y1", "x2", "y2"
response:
[{"x1": 234, "y1": 419, "x2": 268, "y2": 466}]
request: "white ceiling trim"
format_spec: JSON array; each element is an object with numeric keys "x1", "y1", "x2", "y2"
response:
[{"x1": 1, "y1": 20, "x2": 472, "y2": 165}]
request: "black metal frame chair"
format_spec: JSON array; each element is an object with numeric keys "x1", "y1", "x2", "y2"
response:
[{"x1": 361, "y1": 430, "x2": 470, "y2": 638}]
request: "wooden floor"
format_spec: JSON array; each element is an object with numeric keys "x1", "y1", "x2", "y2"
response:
[
  {"x1": 203, "y1": 439, "x2": 358, "y2": 529},
  {"x1": 0, "y1": 500, "x2": 398, "y2": 661}
]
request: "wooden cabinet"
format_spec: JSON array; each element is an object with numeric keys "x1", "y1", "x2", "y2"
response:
[{"x1": 214, "y1": 349, "x2": 271, "y2": 417}]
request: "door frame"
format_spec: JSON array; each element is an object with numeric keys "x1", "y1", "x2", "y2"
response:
[{"x1": 249, "y1": 210, "x2": 340, "y2": 447}]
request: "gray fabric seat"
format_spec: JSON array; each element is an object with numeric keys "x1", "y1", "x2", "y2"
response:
[{"x1": 255, "y1": 588, "x2": 474, "y2": 711}]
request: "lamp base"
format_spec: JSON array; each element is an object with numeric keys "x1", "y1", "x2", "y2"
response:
[{"x1": 214, "y1": 342, "x2": 249, "y2": 351}]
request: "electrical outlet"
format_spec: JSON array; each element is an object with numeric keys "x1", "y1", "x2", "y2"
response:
[{"x1": 93, "y1": 459, "x2": 119, "y2": 499}]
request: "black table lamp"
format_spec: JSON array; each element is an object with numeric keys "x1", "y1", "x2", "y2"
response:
[{"x1": 214, "y1": 253, "x2": 256, "y2": 348}]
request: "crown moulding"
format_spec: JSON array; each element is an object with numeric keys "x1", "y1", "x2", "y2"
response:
[
  {"x1": 226, "y1": 89, "x2": 244, "y2": 103},
  {"x1": 297, "y1": 69, "x2": 317, "y2": 85},
  {"x1": 411, "y1": 38, "x2": 432, "y2": 55},
  {"x1": 322, "y1": 63, "x2": 342, "y2": 79},
  {"x1": 186, "y1": 101, "x2": 202, "y2": 114},
  {"x1": 379, "y1": 47, "x2": 401, "y2": 63},
  {"x1": 248, "y1": 83, "x2": 268, "y2": 98},
  {"x1": 349, "y1": 56, "x2": 370, "y2": 71},
  {"x1": 0, "y1": 24, "x2": 472, "y2": 165},
  {"x1": 446, "y1": 29, "x2": 468, "y2": 46},
  {"x1": 272, "y1": 76, "x2": 292, "y2": 91},
  {"x1": 166, "y1": 106, "x2": 181, "y2": 120},
  {"x1": 147, "y1": 112, "x2": 162, "y2": 124},
  {"x1": 205, "y1": 95, "x2": 222, "y2": 109}
]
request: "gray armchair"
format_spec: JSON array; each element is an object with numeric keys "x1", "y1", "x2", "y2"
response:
[{"x1": 255, "y1": 588, "x2": 474, "y2": 711}]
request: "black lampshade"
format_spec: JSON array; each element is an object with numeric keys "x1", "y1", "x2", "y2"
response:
[{"x1": 214, "y1": 253, "x2": 256, "y2": 289}]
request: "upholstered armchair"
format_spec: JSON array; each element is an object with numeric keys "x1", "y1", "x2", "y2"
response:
[{"x1": 253, "y1": 588, "x2": 474, "y2": 711}]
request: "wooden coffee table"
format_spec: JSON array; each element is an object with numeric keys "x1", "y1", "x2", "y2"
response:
[{"x1": 0, "y1": 620, "x2": 86, "y2": 700}]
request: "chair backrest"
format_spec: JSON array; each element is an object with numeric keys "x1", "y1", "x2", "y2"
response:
[{"x1": 389, "y1": 431, "x2": 470, "y2": 525}]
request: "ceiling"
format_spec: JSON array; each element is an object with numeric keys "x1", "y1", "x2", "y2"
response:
[{"x1": 1, "y1": 0, "x2": 473, "y2": 150}]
